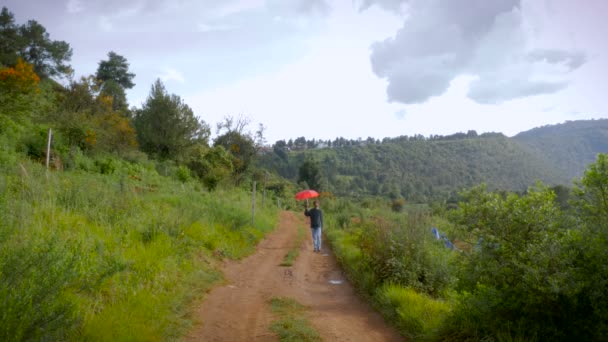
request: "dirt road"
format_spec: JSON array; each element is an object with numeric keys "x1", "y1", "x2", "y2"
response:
[{"x1": 186, "y1": 211, "x2": 403, "y2": 341}]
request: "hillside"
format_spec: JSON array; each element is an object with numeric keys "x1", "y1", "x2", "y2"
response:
[
  {"x1": 260, "y1": 119, "x2": 608, "y2": 201},
  {"x1": 514, "y1": 119, "x2": 608, "y2": 180}
]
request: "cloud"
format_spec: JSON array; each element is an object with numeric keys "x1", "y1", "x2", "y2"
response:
[
  {"x1": 197, "y1": 22, "x2": 239, "y2": 32},
  {"x1": 66, "y1": 0, "x2": 84, "y2": 14},
  {"x1": 357, "y1": 0, "x2": 407, "y2": 13},
  {"x1": 468, "y1": 77, "x2": 568, "y2": 104},
  {"x1": 295, "y1": 0, "x2": 331, "y2": 16},
  {"x1": 526, "y1": 49, "x2": 587, "y2": 70},
  {"x1": 366, "y1": 0, "x2": 587, "y2": 104},
  {"x1": 158, "y1": 67, "x2": 185, "y2": 83}
]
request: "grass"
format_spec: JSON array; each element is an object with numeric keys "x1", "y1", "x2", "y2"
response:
[
  {"x1": 324, "y1": 210, "x2": 453, "y2": 341},
  {"x1": 374, "y1": 284, "x2": 451, "y2": 341},
  {"x1": 0, "y1": 154, "x2": 279, "y2": 341},
  {"x1": 269, "y1": 297, "x2": 321, "y2": 341},
  {"x1": 280, "y1": 224, "x2": 306, "y2": 267}
]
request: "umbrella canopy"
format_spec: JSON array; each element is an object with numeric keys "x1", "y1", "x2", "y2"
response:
[{"x1": 295, "y1": 189, "x2": 319, "y2": 200}]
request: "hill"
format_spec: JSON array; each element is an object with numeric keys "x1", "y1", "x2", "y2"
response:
[
  {"x1": 260, "y1": 119, "x2": 608, "y2": 201},
  {"x1": 513, "y1": 119, "x2": 608, "y2": 180}
]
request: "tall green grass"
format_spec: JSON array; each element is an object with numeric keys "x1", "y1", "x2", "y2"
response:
[
  {"x1": 0, "y1": 153, "x2": 278, "y2": 340},
  {"x1": 323, "y1": 201, "x2": 454, "y2": 340}
]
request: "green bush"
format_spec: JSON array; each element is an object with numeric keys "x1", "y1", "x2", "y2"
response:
[
  {"x1": 355, "y1": 210, "x2": 454, "y2": 297},
  {"x1": 0, "y1": 234, "x2": 80, "y2": 341}
]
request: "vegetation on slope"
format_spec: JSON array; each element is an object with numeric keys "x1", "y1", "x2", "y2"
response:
[
  {"x1": 514, "y1": 118, "x2": 608, "y2": 179},
  {"x1": 261, "y1": 134, "x2": 565, "y2": 202},
  {"x1": 0, "y1": 7, "x2": 286, "y2": 340},
  {"x1": 323, "y1": 154, "x2": 608, "y2": 341}
]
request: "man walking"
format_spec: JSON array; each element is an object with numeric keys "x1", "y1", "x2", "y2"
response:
[{"x1": 304, "y1": 200, "x2": 323, "y2": 252}]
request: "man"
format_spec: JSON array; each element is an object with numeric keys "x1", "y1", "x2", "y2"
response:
[{"x1": 304, "y1": 200, "x2": 323, "y2": 252}]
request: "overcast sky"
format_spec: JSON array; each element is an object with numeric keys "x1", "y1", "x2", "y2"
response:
[{"x1": 4, "y1": 0, "x2": 607, "y2": 143}]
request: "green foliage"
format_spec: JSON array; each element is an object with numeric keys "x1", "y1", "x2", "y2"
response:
[
  {"x1": 0, "y1": 141, "x2": 278, "y2": 340},
  {"x1": 95, "y1": 51, "x2": 135, "y2": 113},
  {"x1": 261, "y1": 133, "x2": 569, "y2": 202},
  {"x1": 95, "y1": 51, "x2": 135, "y2": 89},
  {"x1": 573, "y1": 153, "x2": 608, "y2": 226},
  {"x1": 185, "y1": 145, "x2": 234, "y2": 190},
  {"x1": 355, "y1": 209, "x2": 454, "y2": 297},
  {"x1": 515, "y1": 119, "x2": 608, "y2": 180},
  {"x1": 440, "y1": 180, "x2": 606, "y2": 340},
  {"x1": 298, "y1": 156, "x2": 323, "y2": 191},
  {"x1": 0, "y1": 234, "x2": 80, "y2": 341},
  {"x1": 214, "y1": 130, "x2": 256, "y2": 179},
  {"x1": 134, "y1": 79, "x2": 210, "y2": 161},
  {"x1": 0, "y1": 7, "x2": 72, "y2": 78},
  {"x1": 269, "y1": 297, "x2": 321, "y2": 342}
]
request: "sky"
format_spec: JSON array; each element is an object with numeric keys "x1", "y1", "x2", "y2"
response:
[{"x1": 3, "y1": 0, "x2": 607, "y2": 143}]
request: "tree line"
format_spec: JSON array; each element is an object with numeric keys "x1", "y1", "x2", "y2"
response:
[{"x1": 0, "y1": 6, "x2": 271, "y2": 191}]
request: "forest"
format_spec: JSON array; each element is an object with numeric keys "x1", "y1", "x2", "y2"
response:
[
  {"x1": 2, "y1": 5, "x2": 608, "y2": 341},
  {"x1": 261, "y1": 119, "x2": 608, "y2": 203}
]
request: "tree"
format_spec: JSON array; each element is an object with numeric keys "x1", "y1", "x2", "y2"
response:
[
  {"x1": 214, "y1": 130, "x2": 256, "y2": 176},
  {"x1": 0, "y1": 7, "x2": 71, "y2": 78},
  {"x1": 573, "y1": 153, "x2": 608, "y2": 227},
  {"x1": 95, "y1": 52, "x2": 135, "y2": 113},
  {"x1": 0, "y1": 58, "x2": 41, "y2": 120},
  {"x1": 18, "y1": 20, "x2": 72, "y2": 78},
  {"x1": 133, "y1": 79, "x2": 210, "y2": 160},
  {"x1": 213, "y1": 115, "x2": 258, "y2": 181},
  {"x1": 298, "y1": 157, "x2": 323, "y2": 191},
  {"x1": 569, "y1": 153, "x2": 608, "y2": 338},
  {"x1": 0, "y1": 7, "x2": 19, "y2": 67},
  {"x1": 0, "y1": 7, "x2": 72, "y2": 78},
  {"x1": 95, "y1": 51, "x2": 135, "y2": 89},
  {"x1": 0, "y1": 58, "x2": 39, "y2": 95},
  {"x1": 52, "y1": 75, "x2": 138, "y2": 154}
]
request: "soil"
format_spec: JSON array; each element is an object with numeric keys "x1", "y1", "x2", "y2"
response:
[{"x1": 185, "y1": 211, "x2": 404, "y2": 341}]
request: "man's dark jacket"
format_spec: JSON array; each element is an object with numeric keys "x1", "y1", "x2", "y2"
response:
[{"x1": 304, "y1": 208, "x2": 323, "y2": 228}]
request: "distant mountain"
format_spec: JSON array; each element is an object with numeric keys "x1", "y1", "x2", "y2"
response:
[
  {"x1": 514, "y1": 119, "x2": 608, "y2": 181},
  {"x1": 259, "y1": 119, "x2": 608, "y2": 201}
]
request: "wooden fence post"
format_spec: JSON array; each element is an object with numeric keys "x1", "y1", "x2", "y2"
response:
[
  {"x1": 46, "y1": 128, "x2": 52, "y2": 170},
  {"x1": 251, "y1": 181, "x2": 256, "y2": 226}
]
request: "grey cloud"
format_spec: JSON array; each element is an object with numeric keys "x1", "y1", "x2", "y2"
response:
[
  {"x1": 366, "y1": 0, "x2": 586, "y2": 104},
  {"x1": 357, "y1": 0, "x2": 406, "y2": 12},
  {"x1": 267, "y1": 0, "x2": 331, "y2": 17},
  {"x1": 296, "y1": 0, "x2": 331, "y2": 16},
  {"x1": 527, "y1": 49, "x2": 587, "y2": 71},
  {"x1": 468, "y1": 77, "x2": 568, "y2": 104}
]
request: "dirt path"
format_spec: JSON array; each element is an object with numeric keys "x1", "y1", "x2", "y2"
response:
[{"x1": 186, "y1": 211, "x2": 403, "y2": 341}]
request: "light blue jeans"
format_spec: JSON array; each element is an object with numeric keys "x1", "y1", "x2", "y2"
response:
[{"x1": 312, "y1": 226, "x2": 322, "y2": 251}]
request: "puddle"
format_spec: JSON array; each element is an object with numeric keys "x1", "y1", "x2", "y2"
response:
[
  {"x1": 322, "y1": 253, "x2": 329, "y2": 256},
  {"x1": 328, "y1": 280, "x2": 344, "y2": 285}
]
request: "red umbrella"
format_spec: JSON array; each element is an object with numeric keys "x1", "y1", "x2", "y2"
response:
[{"x1": 295, "y1": 189, "x2": 319, "y2": 200}]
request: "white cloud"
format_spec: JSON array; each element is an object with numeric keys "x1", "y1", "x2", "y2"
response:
[{"x1": 158, "y1": 67, "x2": 186, "y2": 83}]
